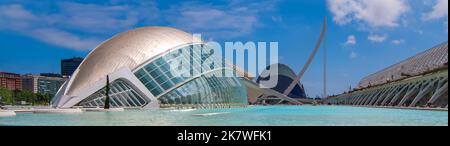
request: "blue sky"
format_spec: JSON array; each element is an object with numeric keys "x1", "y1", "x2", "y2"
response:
[{"x1": 0, "y1": 0, "x2": 448, "y2": 97}]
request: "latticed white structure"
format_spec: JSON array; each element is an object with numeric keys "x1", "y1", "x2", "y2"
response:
[
  {"x1": 328, "y1": 42, "x2": 448, "y2": 108},
  {"x1": 328, "y1": 70, "x2": 447, "y2": 108},
  {"x1": 359, "y1": 42, "x2": 448, "y2": 88}
]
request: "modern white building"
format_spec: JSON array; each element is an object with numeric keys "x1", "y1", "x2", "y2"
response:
[
  {"x1": 327, "y1": 42, "x2": 448, "y2": 108},
  {"x1": 51, "y1": 27, "x2": 248, "y2": 109},
  {"x1": 358, "y1": 42, "x2": 448, "y2": 88}
]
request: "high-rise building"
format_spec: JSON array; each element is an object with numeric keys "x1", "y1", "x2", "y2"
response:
[
  {"x1": 61, "y1": 57, "x2": 83, "y2": 77},
  {"x1": 0, "y1": 72, "x2": 22, "y2": 91},
  {"x1": 22, "y1": 74, "x2": 67, "y2": 97}
]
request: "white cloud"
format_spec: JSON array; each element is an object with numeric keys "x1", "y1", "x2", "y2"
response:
[
  {"x1": 0, "y1": 4, "x2": 35, "y2": 20},
  {"x1": 0, "y1": 4, "x2": 37, "y2": 29},
  {"x1": 166, "y1": 0, "x2": 278, "y2": 39},
  {"x1": 168, "y1": 7, "x2": 257, "y2": 38},
  {"x1": 345, "y1": 35, "x2": 357, "y2": 45},
  {"x1": 350, "y1": 51, "x2": 358, "y2": 59},
  {"x1": 0, "y1": 1, "x2": 278, "y2": 50},
  {"x1": 392, "y1": 39, "x2": 405, "y2": 45},
  {"x1": 423, "y1": 0, "x2": 448, "y2": 20},
  {"x1": 0, "y1": 2, "x2": 159, "y2": 51},
  {"x1": 271, "y1": 16, "x2": 283, "y2": 23},
  {"x1": 55, "y1": 1, "x2": 159, "y2": 34},
  {"x1": 0, "y1": 4, "x2": 100, "y2": 51},
  {"x1": 368, "y1": 34, "x2": 388, "y2": 43},
  {"x1": 416, "y1": 30, "x2": 424, "y2": 35},
  {"x1": 327, "y1": 0, "x2": 409, "y2": 27},
  {"x1": 30, "y1": 28, "x2": 103, "y2": 51}
]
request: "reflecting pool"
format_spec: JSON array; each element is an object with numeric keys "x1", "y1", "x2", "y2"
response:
[{"x1": 0, "y1": 105, "x2": 447, "y2": 126}]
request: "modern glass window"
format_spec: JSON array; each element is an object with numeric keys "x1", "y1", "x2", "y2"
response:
[
  {"x1": 77, "y1": 79, "x2": 150, "y2": 108},
  {"x1": 134, "y1": 44, "x2": 248, "y2": 108},
  {"x1": 134, "y1": 44, "x2": 221, "y2": 97},
  {"x1": 158, "y1": 69, "x2": 248, "y2": 108}
]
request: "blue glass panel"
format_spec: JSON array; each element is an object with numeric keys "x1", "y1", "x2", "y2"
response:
[
  {"x1": 149, "y1": 69, "x2": 161, "y2": 79},
  {"x1": 140, "y1": 75, "x2": 151, "y2": 85},
  {"x1": 154, "y1": 74, "x2": 169, "y2": 84},
  {"x1": 144, "y1": 63, "x2": 157, "y2": 73},
  {"x1": 154, "y1": 58, "x2": 165, "y2": 66},
  {"x1": 159, "y1": 64, "x2": 171, "y2": 73},
  {"x1": 160, "y1": 81, "x2": 173, "y2": 90},
  {"x1": 133, "y1": 44, "x2": 248, "y2": 108},
  {"x1": 134, "y1": 70, "x2": 146, "y2": 79},
  {"x1": 150, "y1": 87, "x2": 163, "y2": 96},
  {"x1": 171, "y1": 77, "x2": 183, "y2": 84},
  {"x1": 145, "y1": 80, "x2": 158, "y2": 90}
]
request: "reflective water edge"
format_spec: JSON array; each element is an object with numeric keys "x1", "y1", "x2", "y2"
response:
[{"x1": 0, "y1": 105, "x2": 447, "y2": 126}]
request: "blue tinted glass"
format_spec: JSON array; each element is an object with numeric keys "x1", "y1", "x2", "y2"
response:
[
  {"x1": 149, "y1": 69, "x2": 161, "y2": 78},
  {"x1": 160, "y1": 64, "x2": 171, "y2": 73},
  {"x1": 165, "y1": 72, "x2": 175, "y2": 79},
  {"x1": 154, "y1": 58, "x2": 165, "y2": 66},
  {"x1": 110, "y1": 98, "x2": 120, "y2": 107},
  {"x1": 118, "y1": 81, "x2": 129, "y2": 90},
  {"x1": 134, "y1": 70, "x2": 146, "y2": 79},
  {"x1": 161, "y1": 81, "x2": 173, "y2": 90},
  {"x1": 140, "y1": 75, "x2": 151, "y2": 85},
  {"x1": 145, "y1": 84, "x2": 155, "y2": 92},
  {"x1": 126, "y1": 97, "x2": 136, "y2": 106},
  {"x1": 155, "y1": 75, "x2": 169, "y2": 84},
  {"x1": 170, "y1": 50, "x2": 182, "y2": 58},
  {"x1": 145, "y1": 80, "x2": 158, "y2": 90},
  {"x1": 134, "y1": 93, "x2": 146, "y2": 105},
  {"x1": 144, "y1": 63, "x2": 157, "y2": 73},
  {"x1": 151, "y1": 87, "x2": 163, "y2": 96},
  {"x1": 128, "y1": 93, "x2": 142, "y2": 106},
  {"x1": 171, "y1": 77, "x2": 183, "y2": 84}
]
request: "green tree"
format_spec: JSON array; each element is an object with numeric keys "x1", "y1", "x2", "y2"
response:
[
  {"x1": 35, "y1": 93, "x2": 50, "y2": 105},
  {"x1": 0, "y1": 88, "x2": 52, "y2": 106},
  {"x1": 16, "y1": 90, "x2": 36, "y2": 105},
  {"x1": 0, "y1": 88, "x2": 14, "y2": 105}
]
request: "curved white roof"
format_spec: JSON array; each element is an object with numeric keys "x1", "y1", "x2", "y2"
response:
[
  {"x1": 258, "y1": 63, "x2": 298, "y2": 80},
  {"x1": 359, "y1": 42, "x2": 448, "y2": 88},
  {"x1": 65, "y1": 26, "x2": 202, "y2": 96}
]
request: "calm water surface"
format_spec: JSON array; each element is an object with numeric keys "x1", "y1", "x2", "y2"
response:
[{"x1": 0, "y1": 106, "x2": 447, "y2": 126}]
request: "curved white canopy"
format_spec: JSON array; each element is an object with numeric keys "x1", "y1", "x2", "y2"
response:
[{"x1": 65, "y1": 27, "x2": 202, "y2": 97}]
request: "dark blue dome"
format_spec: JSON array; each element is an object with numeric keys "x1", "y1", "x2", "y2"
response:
[{"x1": 256, "y1": 64, "x2": 307, "y2": 98}]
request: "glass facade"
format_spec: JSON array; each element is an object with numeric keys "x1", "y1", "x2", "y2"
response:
[
  {"x1": 159, "y1": 69, "x2": 248, "y2": 108},
  {"x1": 75, "y1": 44, "x2": 248, "y2": 108},
  {"x1": 134, "y1": 44, "x2": 248, "y2": 108},
  {"x1": 77, "y1": 79, "x2": 150, "y2": 108},
  {"x1": 37, "y1": 78, "x2": 66, "y2": 97}
]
